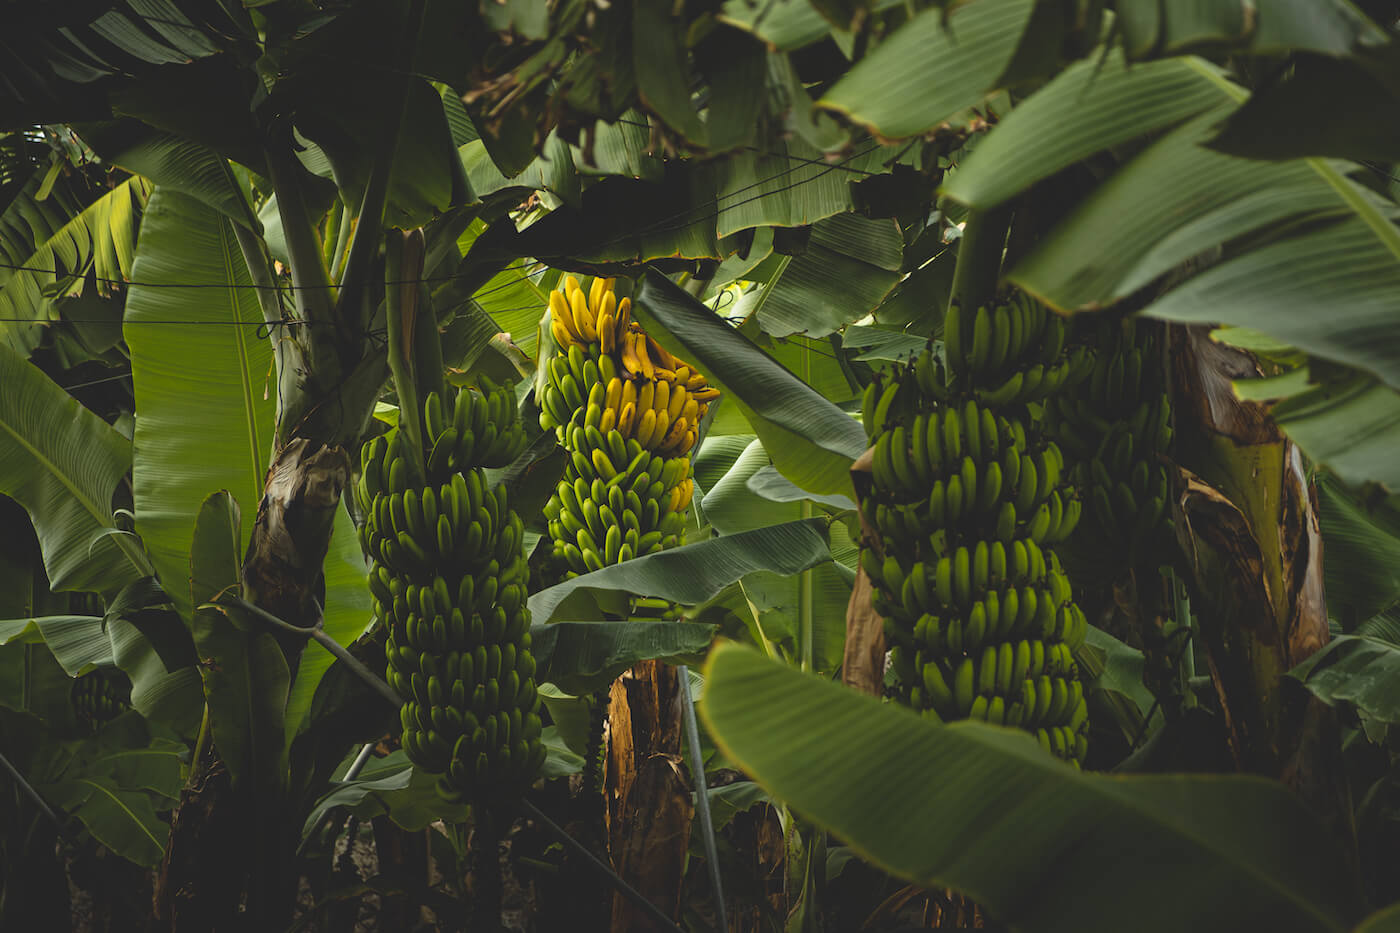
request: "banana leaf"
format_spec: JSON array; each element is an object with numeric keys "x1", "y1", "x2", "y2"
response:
[
  {"x1": 700, "y1": 642, "x2": 1359, "y2": 933},
  {"x1": 528, "y1": 518, "x2": 834, "y2": 623},
  {"x1": 1290, "y1": 634, "x2": 1400, "y2": 726},
  {"x1": 125, "y1": 185, "x2": 275, "y2": 623},
  {"x1": 0, "y1": 342, "x2": 145, "y2": 594},
  {"x1": 941, "y1": 51, "x2": 1400, "y2": 393},
  {"x1": 633, "y1": 270, "x2": 867, "y2": 498},
  {"x1": 817, "y1": 0, "x2": 1035, "y2": 140},
  {"x1": 529, "y1": 620, "x2": 718, "y2": 695}
]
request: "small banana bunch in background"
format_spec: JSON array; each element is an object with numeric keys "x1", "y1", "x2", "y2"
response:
[
  {"x1": 356, "y1": 378, "x2": 545, "y2": 801},
  {"x1": 538, "y1": 276, "x2": 720, "y2": 578},
  {"x1": 71, "y1": 669, "x2": 132, "y2": 733},
  {"x1": 861, "y1": 291, "x2": 1092, "y2": 765},
  {"x1": 1046, "y1": 316, "x2": 1173, "y2": 558}
]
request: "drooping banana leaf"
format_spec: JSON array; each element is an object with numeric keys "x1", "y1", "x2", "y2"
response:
[
  {"x1": 632, "y1": 271, "x2": 867, "y2": 498},
  {"x1": 0, "y1": 615, "x2": 113, "y2": 675},
  {"x1": 528, "y1": 518, "x2": 834, "y2": 623},
  {"x1": 701, "y1": 642, "x2": 1359, "y2": 933},
  {"x1": 0, "y1": 342, "x2": 146, "y2": 594},
  {"x1": 942, "y1": 51, "x2": 1400, "y2": 394},
  {"x1": 0, "y1": 158, "x2": 149, "y2": 354},
  {"x1": 817, "y1": 0, "x2": 1036, "y2": 140},
  {"x1": 529, "y1": 620, "x2": 718, "y2": 695},
  {"x1": 1290, "y1": 634, "x2": 1400, "y2": 726}
]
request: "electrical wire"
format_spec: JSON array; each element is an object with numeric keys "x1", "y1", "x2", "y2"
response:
[{"x1": 0, "y1": 141, "x2": 885, "y2": 307}]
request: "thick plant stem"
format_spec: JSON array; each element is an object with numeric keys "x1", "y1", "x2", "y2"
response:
[
  {"x1": 950, "y1": 205, "x2": 1014, "y2": 314},
  {"x1": 470, "y1": 802, "x2": 504, "y2": 932}
]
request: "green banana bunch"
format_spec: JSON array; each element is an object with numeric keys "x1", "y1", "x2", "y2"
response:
[
  {"x1": 861, "y1": 291, "x2": 1091, "y2": 765},
  {"x1": 537, "y1": 276, "x2": 715, "y2": 581},
  {"x1": 355, "y1": 379, "x2": 545, "y2": 801},
  {"x1": 1045, "y1": 316, "x2": 1173, "y2": 556},
  {"x1": 71, "y1": 669, "x2": 132, "y2": 732}
]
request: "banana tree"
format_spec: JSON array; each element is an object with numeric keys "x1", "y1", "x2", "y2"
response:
[{"x1": 6, "y1": 0, "x2": 1400, "y2": 929}]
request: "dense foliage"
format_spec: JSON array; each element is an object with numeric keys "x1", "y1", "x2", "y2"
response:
[{"x1": 3, "y1": 0, "x2": 1400, "y2": 930}]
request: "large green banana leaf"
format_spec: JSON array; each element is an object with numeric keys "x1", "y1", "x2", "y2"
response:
[
  {"x1": 124, "y1": 185, "x2": 276, "y2": 623},
  {"x1": 87, "y1": 125, "x2": 258, "y2": 230},
  {"x1": 942, "y1": 51, "x2": 1400, "y2": 395},
  {"x1": 633, "y1": 271, "x2": 867, "y2": 498},
  {"x1": 700, "y1": 642, "x2": 1359, "y2": 933},
  {"x1": 0, "y1": 342, "x2": 146, "y2": 593}
]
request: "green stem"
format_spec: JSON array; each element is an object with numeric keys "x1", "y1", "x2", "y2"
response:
[
  {"x1": 384, "y1": 232, "x2": 426, "y2": 487},
  {"x1": 798, "y1": 344, "x2": 815, "y2": 674},
  {"x1": 190, "y1": 703, "x2": 213, "y2": 773},
  {"x1": 336, "y1": 0, "x2": 424, "y2": 329},
  {"x1": 230, "y1": 222, "x2": 286, "y2": 330},
  {"x1": 799, "y1": 501, "x2": 814, "y2": 674},
  {"x1": 678, "y1": 664, "x2": 728, "y2": 930},
  {"x1": 471, "y1": 799, "x2": 504, "y2": 932},
  {"x1": 262, "y1": 138, "x2": 337, "y2": 327},
  {"x1": 332, "y1": 203, "x2": 354, "y2": 282},
  {"x1": 950, "y1": 204, "x2": 1014, "y2": 315},
  {"x1": 222, "y1": 594, "x2": 403, "y2": 710}
]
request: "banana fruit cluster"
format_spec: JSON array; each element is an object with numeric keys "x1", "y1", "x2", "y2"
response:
[
  {"x1": 355, "y1": 379, "x2": 545, "y2": 800},
  {"x1": 944, "y1": 291, "x2": 1094, "y2": 406},
  {"x1": 861, "y1": 293, "x2": 1091, "y2": 765},
  {"x1": 1046, "y1": 316, "x2": 1173, "y2": 555},
  {"x1": 71, "y1": 669, "x2": 130, "y2": 732},
  {"x1": 537, "y1": 276, "x2": 718, "y2": 577}
]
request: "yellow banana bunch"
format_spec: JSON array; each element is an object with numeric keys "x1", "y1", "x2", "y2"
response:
[
  {"x1": 355, "y1": 379, "x2": 545, "y2": 801},
  {"x1": 537, "y1": 276, "x2": 720, "y2": 583},
  {"x1": 860, "y1": 290, "x2": 1091, "y2": 766}
]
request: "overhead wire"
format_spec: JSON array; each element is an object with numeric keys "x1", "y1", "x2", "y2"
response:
[{"x1": 0, "y1": 140, "x2": 887, "y2": 319}]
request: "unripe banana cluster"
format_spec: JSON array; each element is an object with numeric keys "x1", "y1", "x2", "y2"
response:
[
  {"x1": 538, "y1": 276, "x2": 719, "y2": 577},
  {"x1": 355, "y1": 379, "x2": 545, "y2": 800},
  {"x1": 860, "y1": 293, "x2": 1091, "y2": 765},
  {"x1": 71, "y1": 669, "x2": 131, "y2": 732},
  {"x1": 1045, "y1": 316, "x2": 1173, "y2": 555}
]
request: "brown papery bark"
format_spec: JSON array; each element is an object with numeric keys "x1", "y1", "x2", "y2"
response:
[
  {"x1": 1170, "y1": 325, "x2": 1355, "y2": 874},
  {"x1": 608, "y1": 660, "x2": 689, "y2": 930}
]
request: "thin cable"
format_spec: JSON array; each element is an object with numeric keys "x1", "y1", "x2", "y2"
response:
[
  {"x1": 60, "y1": 371, "x2": 132, "y2": 392},
  {"x1": 610, "y1": 117, "x2": 886, "y2": 178},
  {"x1": 0, "y1": 258, "x2": 535, "y2": 292}
]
